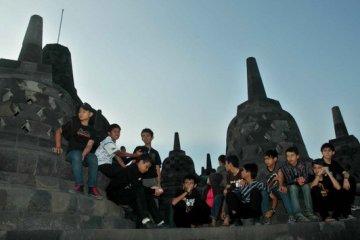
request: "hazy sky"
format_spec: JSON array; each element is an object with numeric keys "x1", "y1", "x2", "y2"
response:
[{"x1": 1, "y1": 0, "x2": 359, "y2": 173}]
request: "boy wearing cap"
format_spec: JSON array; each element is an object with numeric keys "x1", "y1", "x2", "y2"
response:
[{"x1": 53, "y1": 103, "x2": 103, "y2": 200}]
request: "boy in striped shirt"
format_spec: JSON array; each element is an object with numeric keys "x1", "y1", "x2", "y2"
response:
[{"x1": 226, "y1": 163, "x2": 265, "y2": 225}]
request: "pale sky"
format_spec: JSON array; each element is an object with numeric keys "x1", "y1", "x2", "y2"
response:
[{"x1": 1, "y1": 0, "x2": 359, "y2": 173}]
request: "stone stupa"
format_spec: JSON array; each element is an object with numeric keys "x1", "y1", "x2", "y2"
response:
[{"x1": 226, "y1": 57, "x2": 309, "y2": 170}]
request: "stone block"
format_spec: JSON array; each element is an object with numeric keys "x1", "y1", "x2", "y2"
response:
[
  {"x1": 28, "y1": 190, "x2": 51, "y2": 212},
  {"x1": 54, "y1": 157, "x2": 73, "y2": 180},
  {"x1": 51, "y1": 192, "x2": 74, "y2": 213},
  {"x1": 5, "y1": 230, "x2": 63, "y2": 240},
  {"x1": 5, "y1": 188, "x2": 33, "y2": 212},
  {"x1": 0, "y1": 132, "x2": 17, "y2": 147},
  {"x1": 16, "y1": 134, "x2": 39, "y2": 149},
  {"x1": 80, "y1": 215, "x2": 103, "y2": 229},
  {"x1": 35, "y1": 176, "x2": 60, "y2": 190},
  {"x1": 0, "y1": 148, "x2": 18, "y2": 172},
  {"x1": 52, "y1": 214, "x2": 80, "y2": 230},
  {"x1": 16, "y1": 150, "x2": 37, "y2": 175},
  {"x1": 0, "y1": 190, "x2": 7, "y2": 210},
  {"x1": 38, "y1": 137, "x2": 53, "y2": 149},
  {"x1": 36, "y1": 153, "x2": 56, "y2": 176},
  {"x1": 8, "y1": 172, "x2": 36, "y2": 186},
  {"x1": 21, "y1": 212, "x2": 54, "y2": 230},
  {"x1": 0, "y1": 211, "x2": 20, "y2": 230},
  {"x1": 77, "y1": 196, "x2": 96, "y2": 215},
  {"x1": 102, "y1": 217, "x2": 135, "y2": 229},
  {"x1": 105, "y1": 202, "x2": 125, "y2": 218}
]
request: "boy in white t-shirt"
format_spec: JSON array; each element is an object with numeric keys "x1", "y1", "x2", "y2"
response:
[{"x1": 96, "y1": 124, "x2": 142, "y2": 179}]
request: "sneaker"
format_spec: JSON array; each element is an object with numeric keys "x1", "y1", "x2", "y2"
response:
[
  {"x1": 305, "y1": 214, "x2": 319, "y2": 222},
  {"x1": 157, "y1": 220, "x2": 165, "y2": 226},
  {"x1": 344, "y1": 215, "x2": 356, "y2": 220},
  {"x1": 288, "y1": 216, "x2": 296, "y2": 224},
  {"x1": 140, "y1": 217, "x2": 156, "y2": 229},
  {"x1": 324, "y1": 217, "x2": 336, "y2": 222},
  {"x1": 142, "y1": 217, "x2": 151, "y2": 225},
  {"x1": 254, "y1": 219, "x2": 262, "y2": 226},
  {"x1": 296, "y1": 215, "x2": 310, "y2": 222},
  {"x1": 263, "y1": 216, "x2": 271, "y2": 225},
  {"x1": 88, "y1": 187, "x2": 104, "y2": 200},
  {"x1": 68, "y1": 185, "x2": 84, "y2": 194},
  {"x1": 351, "y1": 205, "x2": 360, "y2": 211},
  {"x1": 156, "y1": 220, "x2": 167, "y2": 228}
]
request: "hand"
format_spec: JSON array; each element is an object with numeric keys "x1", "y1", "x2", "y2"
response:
[
  {"x1": 322, "y1": 167, "x2": 330, "y2": 175},
  {"x1": 343, "y1": 179, "x2": 350, "y2": 190},
  {"x1": 134, "y1": 150, "x2": 142, "y2": 157},
  {"x1": 279, "y1": 185, "x2": 287, "y2": 193},
  {"x1": 220, "y1": 211, "x2": 226, "y2": 220},
  {"x1": 154, "y1": 187, "x2": 164, "y2": 196},
  {"x1": 296, "y1": 176, "x2": 305, "y2": 186},
  {"x1": 239, "y1": 179, "x2": 245, "y2": 188},
  {"x1": 223, "y1": 188, "x2": 228, "y2": 196},
  {"x1": 52, "y1": 147, "x2": 63, "y2": 154}
]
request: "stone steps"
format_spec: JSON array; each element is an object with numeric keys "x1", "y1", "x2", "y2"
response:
[
  {"x1": 0, "y1": 219, "x2": 359, "y2": 240},
  {"x1": 0, "y1": 171, "x2": 134, "y2": 230},
  {"x1": 0, "y1": 210, "x2": 134, "y2": 231},
  {"x1": 0, "y1": 171, "x2": 109, "y2": 194}
]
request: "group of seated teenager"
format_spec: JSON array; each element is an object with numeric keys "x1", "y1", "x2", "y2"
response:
[
  {"x1": 171, "y1": 144, "x2": 357, "y2": 228},
  {"x1": 53, "y1": 103, "x2": 165, "y2": 228},
  {"x1": 53, "y1": 103, "x2": 357, "y2": 228}
]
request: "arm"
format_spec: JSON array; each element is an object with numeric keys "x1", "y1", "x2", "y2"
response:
[
  {"x1": 277, "y1": 169, "x2": 287, "y2": 193},
  {"x1": 82, "y1": 140, "x2": 95, "y2": 160},
  {"x1": 52, "y1": 128, "x2": 63, "y2": 154},
  {"x1": 172, "y1": 192, "x2": 188, "y2": 206},
  {"x1": 270, "y1": 193, "x2": 278, "y2": 210},
  {"x1": 156, "y1": 165, "x2": 161, "y2": 187},
  {"x1": 310, "y1": 175, "x2": 321, "y2": 188},
  {"x1": 325, "y1": 167, "x2": 341, "y2": 190},
  {"x1": 115, "y1": 149, "x2": 142, "y2": 158},
  {"x1": 114, "y1": 155, "x2": 126, "y2": 168},
  {"x1": 342, "y1": 171, "x2": 351, "y2": 190}
]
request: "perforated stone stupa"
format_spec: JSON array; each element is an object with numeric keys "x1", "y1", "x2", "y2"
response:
[
  {"x1": 226, "y1": 57, "x2": 309, "y2": 169},
  {"x1": 329, "y1": 106, "x2": 360, "y2": 182},
  {"x1": 0, "y1": 15, "x2": 130, "y2": 230}
]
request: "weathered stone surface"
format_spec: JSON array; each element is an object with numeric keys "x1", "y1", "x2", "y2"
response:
[
  {"x1": 28, "y1": 190, "x2": 52, "y2": 212},
  {"x1": 0, "y1": 190, "x2": 7, "y2": 210},
  {"x1": 227, "y1": 57, "x2": 310, "y2": 171},
  {"x1": 16, "y1": 150, "x2": 38, "y2": 175},
  {"x1": 329, "y1": 106, "x2": 360, "y2": 182},
  {"x1": 0, "y1": 149, "x2": 18, "y2": 172},
  {"x1": 1, "y1": 219, "x2": 360, "y2": 240}
]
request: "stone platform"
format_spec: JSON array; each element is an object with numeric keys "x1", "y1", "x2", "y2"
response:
[
  {"x1": 0, "y1": 219, "x2": 359, "y2": 240},
  {"x1": 0, "y1": 171, "x2": 134, "y2": 230}
]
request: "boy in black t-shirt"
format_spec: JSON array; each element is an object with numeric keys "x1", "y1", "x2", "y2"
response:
[
  {"x1": 310, "y1": 159, "x2": 341, "y2": 222},
  {"x1": 52, "y1": 103, "x2": 103, "y2": 200},
  {"x1": 172, "y1": 174, "x2": 211, "y2": 228},
  {"x1": 106, "y1": 154, "x2": 164, "y2": 228},
  {"x1": 133, "y1": 128, "x2": 162, "y2": 189},
  {"x1": 316, "y1": 143, "x2": 356, "y2": 219}
]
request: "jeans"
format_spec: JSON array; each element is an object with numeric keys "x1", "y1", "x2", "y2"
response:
[
  {"x1": 261, "y1": 188, "x2": 294, "y2": 216},
  {"x1": 66, "y1": 150, "x2": 98, "y2": 188},
  {"x1": 288, "y1": 184, "x2": 314, "y2": 217},
  {"x1": 210, "y1": 194, "x2": 224, "y2": 220}
]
